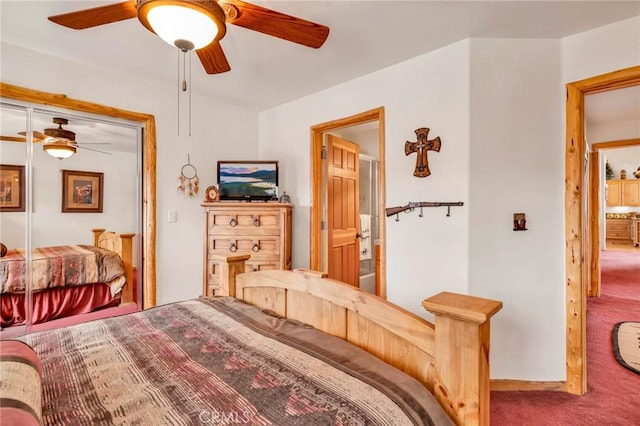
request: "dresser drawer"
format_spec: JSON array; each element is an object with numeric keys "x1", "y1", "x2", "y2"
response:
[
  {"x1": 207, "y1": 236, "x2": 280, "y2": 259},
  {"x1": 207, "y1": 210, "x2": 282, "y2": 236},
  {"x1": 606, "y1": 219, "x2": 632, "y2": 239}
]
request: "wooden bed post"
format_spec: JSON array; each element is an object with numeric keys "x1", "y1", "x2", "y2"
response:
[
  {"x1": 213, "y1": 254, "x2": 250, "y2": 297},
  {"x1": 92, "y1": 228, "x2": 136, "y2": 305},
  {"x1": 423, "y1": 292, "x2": 502, "y2": 426},
  {"x1": 118, "y1": 233, "x2": 135, "y2": 305},
  {"x1": 92, "y1": 229, "x2": 106, "y2": 246}
]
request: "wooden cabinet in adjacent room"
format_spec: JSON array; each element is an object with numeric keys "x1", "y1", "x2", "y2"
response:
[
  {"x1": 606, "y1": 180, "x2": 621, "y2": 206},
  {"x1": 621, "y1": 180, "x2": 640, "y2": 206},
  {"x1": 202, "y1": 202, "x2": 292, "y2": 296},
  {"x1": 606, "y1": 179, "x2": 640, "y2": 206},
  {"x1": 606, "y1": 218, "x2": 633, "y2": 246}
]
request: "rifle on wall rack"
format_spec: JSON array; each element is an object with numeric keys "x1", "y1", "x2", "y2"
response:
[{"x1": 385, "y1": 201, "x2": 464, "y2": 220}]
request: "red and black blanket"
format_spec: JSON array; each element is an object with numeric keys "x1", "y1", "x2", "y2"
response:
[{"x1": 18, "y1": 297, "x2": 453, "y2": 425}]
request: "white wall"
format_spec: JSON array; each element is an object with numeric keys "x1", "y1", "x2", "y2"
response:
[
  {"x1": 562, "y1": 16, "x2": 640, "y2": 83},
  {"x1": 604, "y1": 146, "x2": 640, "y2": 182},
  {"x1": 588, "y1": 119, "x2": 640, "y2": 143},
  {"x1": 469, "y1": 38, "x2": 566, "y2": 380},
  {"x1": 0, "y1": 42, "x2": 259, "y2": 305},
  {"x1": 260, "y1": 39, "x2": 472, "y2": 322}
]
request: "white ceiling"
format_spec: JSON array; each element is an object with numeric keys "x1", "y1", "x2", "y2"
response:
[{"x1": 1, "y1": 0, "x2": 639, "y2": 114}]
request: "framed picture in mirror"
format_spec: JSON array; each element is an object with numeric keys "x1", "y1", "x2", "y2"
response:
[
  {"x1": 62, "y1": 169, "x2": 104, "y2": 213},
  {"x1": 0, "y1": 164, "x2": 25, "y2": 212}
]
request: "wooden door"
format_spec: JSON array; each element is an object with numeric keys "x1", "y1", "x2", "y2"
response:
[{"x1": 326, "y1": 134, "x2": 360, "y2": 286}]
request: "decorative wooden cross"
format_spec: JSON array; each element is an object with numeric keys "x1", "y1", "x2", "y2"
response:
[{"x1": 404, "y1": 127, "x2": 441, "y2": 177}]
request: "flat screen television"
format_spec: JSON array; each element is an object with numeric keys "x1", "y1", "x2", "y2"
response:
[{"x1": 217, "y1": 161, "x2": 278, "y2": 201}]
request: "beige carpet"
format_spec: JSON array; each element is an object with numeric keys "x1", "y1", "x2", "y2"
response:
[{"x1": 613, "y1": 322, "x2": 640, "y2": 375}]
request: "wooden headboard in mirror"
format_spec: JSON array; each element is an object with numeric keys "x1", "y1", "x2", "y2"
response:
[{"x1": 0, "y1": 82, "x2": 157, "y2": 308}]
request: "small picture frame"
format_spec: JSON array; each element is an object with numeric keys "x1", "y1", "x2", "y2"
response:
[
  {"x1": 513, "y1": 213, "x2": 527, "y2": 231},
  {"x1": 62, "y1": 169, "x2": 104, "y2": 213},
  {"x1": 0, "y1": 164, "x2": 25, "y2": 212}
]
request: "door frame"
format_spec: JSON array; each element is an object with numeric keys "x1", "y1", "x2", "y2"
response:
[
  {"x1": 564, "y1": 65, "x2": 640, "y2": 395},
  {"x1": 310, "y1": 107, "x2": 387, "y2": 297},
  {"x1": 588, "y1": 138, "x2": 640, "y2": 298}
]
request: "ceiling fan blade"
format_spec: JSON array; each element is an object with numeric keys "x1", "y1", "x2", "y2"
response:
[
  {"x1": 0, "y1": 136, "x2": 27, "y2": 143},
  {"x1": 222, "y1": 0, "x2": 329, "y2": 48},
  {"x1": 48, "y1": 1, "x2": 137, "y2": 30},
  {"x1": 196, "y1": 42, "x2": 231, "y2": 74},
  {"x1": 17, "y1": 131, "x2": 46, "y2": 142},
  {"x1": 77, "y1": 146, "x2": 112, "y2": 155},
  {"x1": 33, "y1": 131, "x2": 48, "y2": 140}
]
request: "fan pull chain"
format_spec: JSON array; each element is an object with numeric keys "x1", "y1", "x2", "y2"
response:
[
  {"x1": 188, "y1": 49, "x2": 192, "y2": 136},
  {"x1": 177, "y1": 49, "x2": 181, "y2": 136},
  {"x1": 177, "y1": 48, "x2": 193, "y2": 137}
]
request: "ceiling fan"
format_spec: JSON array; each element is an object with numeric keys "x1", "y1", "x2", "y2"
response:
[
  {"x1": 47, "y1": 0, "x2": 330, "y2": 74},
  {"x1": 0, "y1": 117, "x2": 111, "y2": 159}
]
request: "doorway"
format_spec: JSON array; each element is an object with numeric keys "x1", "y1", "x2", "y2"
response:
[
  {"x1": 588, "y1": 138, "x2": 640, "y2": 298},
  {"x1": 564, "y1": 65, "x2": 640, "y2": 395},
  {"x1": 310, "y1": 107, "x2": 387, "y2": 297}
]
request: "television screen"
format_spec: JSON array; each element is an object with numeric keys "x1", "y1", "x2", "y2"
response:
[{"x1": 217, "y1": 161, "x2": 278, "y2": 201}]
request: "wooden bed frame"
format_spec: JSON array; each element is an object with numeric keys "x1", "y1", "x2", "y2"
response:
[
  {"x1": 91, "y1": 228, "x2": 135, "y2": 306},
  {"x1": 214, "y1": 254, "x2": 502, "y2": 426}
]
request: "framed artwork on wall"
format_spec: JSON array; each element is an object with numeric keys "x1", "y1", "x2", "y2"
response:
[
  {"x1": 0, "y1": 164, "x2": 25, "y2": 212},
  {"x1": 62, "y1": 169, "x2": 103, "y2": 213}
]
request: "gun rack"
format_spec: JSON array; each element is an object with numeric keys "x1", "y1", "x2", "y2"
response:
[{"x1": 385, "y1": 201, "x2": 464, "y2": 222}]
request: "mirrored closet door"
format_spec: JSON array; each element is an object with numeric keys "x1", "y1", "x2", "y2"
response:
[{"x1": 0, "y1": 101, "x2": 142, "y2": 337}]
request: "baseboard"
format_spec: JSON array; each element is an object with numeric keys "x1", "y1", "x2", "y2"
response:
[{"x1": 490, "y1": 379, "x2": 566, "y2": 392}]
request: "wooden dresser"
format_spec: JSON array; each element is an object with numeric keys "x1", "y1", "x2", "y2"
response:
[{"x1": 202, "y1": 202, "x2": 293, "y2": 296}]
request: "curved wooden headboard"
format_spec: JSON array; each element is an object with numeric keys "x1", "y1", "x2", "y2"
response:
[{"x1": 213, "y1": 254, "x2": 502, "y2": 426}]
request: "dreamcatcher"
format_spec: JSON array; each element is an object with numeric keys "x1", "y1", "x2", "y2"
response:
[{"x1": 178, "y1": 155, "x2": 199, "y2": 198}]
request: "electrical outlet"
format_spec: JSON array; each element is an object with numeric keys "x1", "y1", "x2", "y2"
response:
[{"x1": 168, "y1": 210, "x2": 178, "y2": 223}]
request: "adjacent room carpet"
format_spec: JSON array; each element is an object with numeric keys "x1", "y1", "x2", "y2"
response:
[
  {"x1": 490, "y1": 249, "x2": 640, "y2": 425},
  {"x1": 612, "y1": 321, "x2": 640, "y2": 375}
]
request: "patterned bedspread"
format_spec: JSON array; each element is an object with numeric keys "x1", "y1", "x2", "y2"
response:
[
  {"x1": 18, "y1": 297, "x2": 453, "y2": 426},
  {"x1": 0, "y1": 245, "x2": 125, "y2": 295}
]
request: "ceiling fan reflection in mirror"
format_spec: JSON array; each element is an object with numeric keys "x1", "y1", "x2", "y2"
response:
[
  {"x1": 0, "y1": 117, "x2": 112, "y2": 159},
  {"x1": 47, "y1": 0, "x2": 330, "y2": 74}
]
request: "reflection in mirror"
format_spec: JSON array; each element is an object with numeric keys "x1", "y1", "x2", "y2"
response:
[
  {"x1": 1, "y1": 102, "x2": 142, "y2": 335},
  {"x1": 0, "y1": 104, "x2": 28, "y2": 335}
]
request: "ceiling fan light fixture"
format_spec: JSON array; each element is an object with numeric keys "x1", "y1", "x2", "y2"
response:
[
  {"x1": 43, "y1": 141, "x2": 77, "y2": 159},
  {"x1": 137, "y1": 0, "x2": 227, "y2": 51}
]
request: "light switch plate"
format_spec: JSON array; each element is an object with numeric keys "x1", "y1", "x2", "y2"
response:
[{"x1": 168, "y1": 210, "x2": 178, "y2": 223}]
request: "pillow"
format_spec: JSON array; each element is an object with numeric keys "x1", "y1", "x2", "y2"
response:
[
  {"x1": 0, "y1": 242, "x2": 6, "y2": 257},
  {"x1": 0, "y1": 340, "x2": 43, "y2": 426}
]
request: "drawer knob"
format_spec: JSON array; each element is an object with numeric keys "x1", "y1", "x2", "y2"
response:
[
  {"x1": 252, "y1": 267, "x2": 258, "y2": 272},
  {"x1": 253, "y1": 216, "x2": 260, "y2": 227},
  {"x1": 229, "y1": 217, "x2": 238, "y2": 227},
  {"x1": 252, "y1": 243, "x2": 260, "y2": 252},
  {"x1": 229, "y1": 242, "x2": 237, "y2": 252}
]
